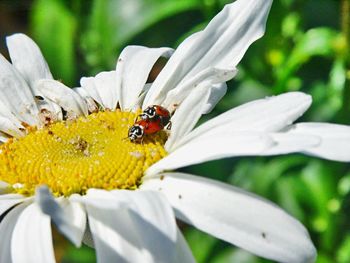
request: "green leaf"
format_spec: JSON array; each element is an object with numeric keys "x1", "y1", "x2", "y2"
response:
[
  {"x1": 338, "y1": 172, "x2": 350, "y2": 196},
  {"x1": 292, "y1": 28, "x2": 337, "y2": 58},
  {"x1": 275, "y1": 28, "x2": 340, "y2": 92},
  {"x1": 185, "y1": 227, "x2": 217, "y2": 263},
  {"x1": 281, "y1": 12, "x2": 301, "y2": 38},
  {"x1": 62, "y1": 244, "x2": 95, "y2": 263},
  {"x1": 299, "y1": 161, "x2": 340, "y2": 251},
  {"x1": 337, "y1": 235, "x2": 350, "y2": 263}
]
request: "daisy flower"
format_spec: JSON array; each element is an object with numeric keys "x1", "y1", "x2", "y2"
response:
[{"x1": 0, "y1": 0, "x2": 349, "y2": 263}]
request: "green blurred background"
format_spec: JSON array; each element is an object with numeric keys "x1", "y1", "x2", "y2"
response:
[{"x1": 0, "y1": 0, "x2": 349, "y2": 262}]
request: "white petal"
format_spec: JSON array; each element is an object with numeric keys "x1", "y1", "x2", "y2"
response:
[
  {"x1": 143, "y1": 32, "x2": 200, "y2": 107},
  {"x1": 6, "y1": 34, "x2": 64, "y2": 125},
  {"x1": 144, "y1": 0, "x2": 272, "y2": 106},
  {"x1": 36, "y1": 79, "x2": 88, "y2": 117},
  {"x1": 160, "y1": 67, "x2": 236, "y2": 111},
  {"x1": 80, "y1": 71, "x2": 118, "y2": 110},
  {"x1": 73, "y1": 87, "x2": 99, "y2": 113},
  {"x1": 0, "y1": 194, "x2": 26, "y2": 216},
  {"x1": 116, "y1": 45, "x2": 173, "y2": 110},
  {"x1": 175, "y1": 228, "x2": 196, "y2": 263},
  {"x1": 6, "y1": 33, "x2": 52, "y2": 88},
  {"x1": 35, "y1": 187, "x2": 86, "y2": 247},
  {"x1": 11, "y1": 203, "x2": 55, "y2": 263},
  {"x1": 165, "y1": 86, "x2": 211, "y2": 151},
  {"x1": 202, "y1": 82, "x2": 227, "y2": 114},
  {"x1": 177, "y1": 92, "x2": 312, "y2": 148},
  {"x1": 0, "y1": 202, "x2": 30, "y2": 263},
  {"x1": 0, "y1": 116, "x2": 24, "y2": 137},
  {"x1": 87, "y1": 207, "x2": 143, "y2": 263},
  {"x1": 0, "y1": 55, "x2": 39, "y2": 126},
  {"x1": 262, "y1": 133, "x2": 321, "y2": 155},
  {"x1": 0, "y1": 99, "x2": 25, "y2": 128},
  {"x1": 141, "y1": 173, "x2": 317, "y2": 263},
  {"x1": 82, "y1": 189, "x2": 178, "y2": 263},
  {"x1": 146, "y1": 132, "x2": 272, "y2": 176},
  {"x1": 109, "y1": 190, "x2": 178, "y2": 262},
  {"x1": 132, "y1": 83, "x2": 152, "y2": 112},
  {"x1": 0, "y1": 99, "x2": 25, "y2": 137},
  {"x1": 0, "y1": 131, "x2": 9, "y2": 143},
  {"x1": 70, "y1": 189, "x2": 129, "y2": 210},
  {"x1": 286, "y1": 123, "x2": 350, "y2": 161},
  {"x1": 36, "y1": 98, "x2": 63, "y2": 124}
]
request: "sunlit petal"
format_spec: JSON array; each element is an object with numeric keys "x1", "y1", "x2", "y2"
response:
[
  {"x1": 284, "y1": 123, "x2": 350, "y2": 161},
  {"x1": 146, "y1": 132, "x2": 272, "y2": 176},
  {"x1": 11, "y1": 203, "x2": 55, "y2": 263},
  {"x1": 0, "y1": 55, "x2": 39, "y2": 126},
  {"x1": 6, "y1": 33, "x2": 53, "y2": 88},
  {"x1": 80, "y1": 189, "x2": 179, "y2": 263},
  {"x1": 80, "y1": 71, "x2": 118, "y2": 110},
  {"x1": 165, "y1": 86, "x2": 211, "y2": 151},
  {"x1": 0, "y1": 202, "x2": 30, "y2": 263},
  {"x1": 37, "y1": 79, "x2": 88, "y2": 116},
  {"x1": 142, "y1": 173, "x2": 316, "y2": 263},
  {"x1": 177, "y1": 92, "x2": 312, "y2": 148},
  {"x1": 144, "y1": 0, "x2": 272, "y2": 107},
  {"x1": 116, "y1": 46, "x2": 173, "y2": 110},
  {"x1": 36, "y1": 186, "x2": 86, "y2": 247}
]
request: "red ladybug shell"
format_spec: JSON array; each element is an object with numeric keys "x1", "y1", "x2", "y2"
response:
[
  {"x1": 153, "y1": 105, "x2": 170, "y2": 118},
  {"x1": 153, "y1": 106, "x2": 171, "y2": 127},
  {"x1": 141, "y1": 105, "x2": 171, "y2": 128},
  {"x1": 136, "y1": 119, "x2": 163, "y2": 135}
]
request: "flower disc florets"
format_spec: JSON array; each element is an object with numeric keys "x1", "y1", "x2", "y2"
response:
[{"x1": 0, "y1": 110, "x2": 167, "y2": 196}]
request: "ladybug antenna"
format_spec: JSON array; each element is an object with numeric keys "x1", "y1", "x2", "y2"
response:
[{"x1": 122, "y1": 137, "x2": 129, "y2": 141}]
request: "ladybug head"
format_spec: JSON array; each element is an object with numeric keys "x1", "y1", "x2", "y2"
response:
[
  {"x1": 128, "y1": 124, "x2": 144, "y2": 142},
  {"x1": 143, "y1": 106, "x2": 156, "y2": 119}
]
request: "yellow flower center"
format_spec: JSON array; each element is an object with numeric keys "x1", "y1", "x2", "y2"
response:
[{"x1": 0, "y1": 110, "x2": 167, "y2": 196}]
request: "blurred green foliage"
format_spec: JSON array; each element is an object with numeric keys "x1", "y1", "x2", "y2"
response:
[{"x1": 2, "y1": 0, "x2": 349, "y2": 262}]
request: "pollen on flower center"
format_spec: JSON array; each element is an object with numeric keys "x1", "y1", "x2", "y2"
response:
[{"x1": 0, "y1": 110, "x2": 167, "y2": 196}]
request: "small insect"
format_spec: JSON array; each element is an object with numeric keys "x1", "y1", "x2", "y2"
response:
[
  {"x1": 128, "y1": 118, "x2": 164, "y2": 143},
  {"x1": 140, "y1": 105, "x2": 171, "y2": 128},
  {"x1": 128, "y1": 105, "x2": 172, "y2": 143}
]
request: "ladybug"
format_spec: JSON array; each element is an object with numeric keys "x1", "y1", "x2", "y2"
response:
[
  {"x1": 140, "y1": 105, "x2": 171, "y2": 129},
  {"x1": 128, "y1": 118, "x2": 164, "y2": 143}
]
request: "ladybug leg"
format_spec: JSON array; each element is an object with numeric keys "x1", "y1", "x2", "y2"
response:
[{"x1": 165, "y1": 121, "x2": 172, "y2": 130}]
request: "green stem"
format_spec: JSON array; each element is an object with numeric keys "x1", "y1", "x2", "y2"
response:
[{"x1": 341, "y1": 0, "x2": 350, "y2": 121}]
